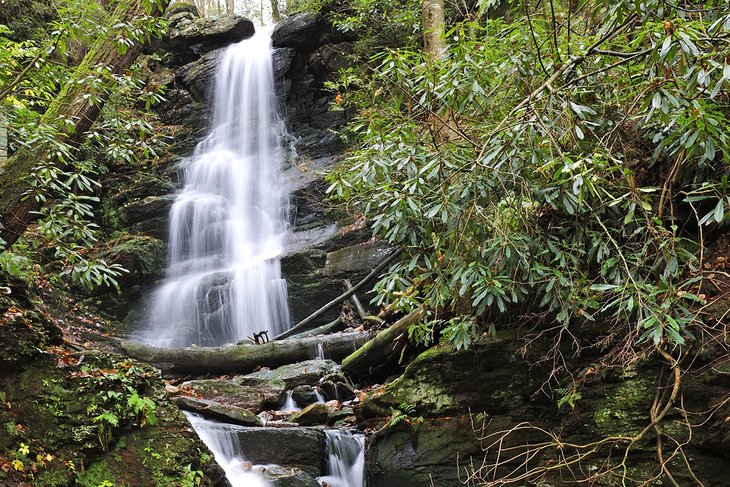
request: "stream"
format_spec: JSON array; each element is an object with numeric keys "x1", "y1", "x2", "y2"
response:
[{"x1": 137, "y1": 24, "x2": 366, "y2": 487}]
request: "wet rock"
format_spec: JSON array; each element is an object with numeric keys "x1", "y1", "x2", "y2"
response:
[
  {"x1": 322, "y1": 240, "x2": 397, "y2": 280},
  {"x1": 367, "y1": 416, "x2": 488, "y2": 487},
  {"x1": 120, "y1": 195, "x2": 175, "y2": 230},
  {"x1": 291, "y1": 384, "x2": 321, "y2": 407},
  {"x1": 243, "y1": 359, "x2": 340, "y2": 389},
  {"x1": 319, "y1": 374, "x2": 355, "y2": 402},
  {"x1": 262, "y1": 465, "x2": 321, "y2": 487},
  {"x1": 327, "y1": 407, "x2": 355, "y2": 426},
  {"x1": 272, "y1": 13, "x2": 324, "y2": 51},
  {"x1": 176, "y1": 47, "x2": 224, "y2": 101},
  {"x1": 169, "y1": 15, "x2": 255, "y2": 65},
  {"x1": 288, "y1": 402, "x2": 329, "y2": 426},
  {"x1": 181, "y1": 378, "x2": 285, "y2": 412},
  {"x1": 233, "y1": 427, "x2": 325, "y2": 477},
  {"x1": 0, "y1": 273, "x2": 62, "y2": 369},
  {"x1": 174, "y1": 395, "x2": 263, "y2": 426},
  {"x1": 280, "y1": 249, "x2": 342, "y2": 325}
]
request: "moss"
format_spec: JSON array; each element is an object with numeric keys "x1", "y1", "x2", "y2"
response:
[
  {"x1": 593, "y1": 376, "x2": 655, "y2": 436},
  {"x1": 76, "y1": 460, "x2": 120, "y2": 487},
  {"x1": 107, "y1": 234, "x2": 165, "y2": 277}
]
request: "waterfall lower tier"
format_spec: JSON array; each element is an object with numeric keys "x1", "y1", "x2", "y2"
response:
[
  {"x1": 141, "y1": 28, "x2": 291, "y2": 348},
  {"x1": 318, "y1": 430, "x2": 366, "y2": 487},
  {"x1": 185, "y1": 413, "x2": 271, "y2": 487}
]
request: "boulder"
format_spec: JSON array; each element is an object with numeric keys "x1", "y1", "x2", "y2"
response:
[
  {"x1": 280, "y1": 249, "x2": 342, "y2": 325},
  {"x1": 233, "y1": 427, "x2": 325, "y2": 477},
  {"x1": 176, "y1": 47, "x2": 224, "y2": 101},
  {"x1": 174, "y1": 395, "x2": 263, "y2": 426},
  {"x1": 308, "y1": 43, "x2": 353, "y2": 78},
  {"x1": 263, "y1": 466, "x2": 321, "y2": 487},
  {"x1": 367, "y1": 416, "x2": 489, "y2": 487},
  {"x1": 272, "y1": 13, "x2": 324, "y2": 51},
  {"x1": 363, "y1": 334, "x2": 541, "y2": 418},
  {"x1": 322, "y1": 240, "x2": 396, "y2": 280},
  {"x1": 169, "y1": 15, "x2": 255, "y2": 64},
  {"x1": 243, "y1": 359, "x2": 340, "y2": 389},
  {"x1": 181, "y1": 378, "x2": 285, "y2": 412},
  {"x1": 291, "y1": 384, "x2": 321, "y2": 407},
  {"x1": 288, "y1": 402, "x2": 329, "y2": 426}
]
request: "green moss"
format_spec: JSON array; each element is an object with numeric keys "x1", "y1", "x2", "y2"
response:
[
  {"x1": 76, "y1": 459, "x2": 120, "y2": 487},
  {"x1": 593, "y1": 377, "x2": 655, "y2": 436}
]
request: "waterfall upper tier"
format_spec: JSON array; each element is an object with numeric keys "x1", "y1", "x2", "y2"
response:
[{"x1": 142, "y1": 28, "x2": 291, "y2": 348}]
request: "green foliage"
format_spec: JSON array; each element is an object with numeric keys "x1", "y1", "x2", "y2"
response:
[
  {"x1": 76, "y1": 359, "x2": 159, "y2": 452},
  {"x1": 329, "y1": 0, "x2": 730, "y2": 368},
  {"x1": 0, "y1": 0, "x2": 169, "y2": 291}
]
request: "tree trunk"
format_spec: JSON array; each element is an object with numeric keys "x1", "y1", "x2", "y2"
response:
[
  {"x1": 270, "y1": 0, "x2": 281, "y2": 22},
  {"x1": 422, "y1": 0, "x2": 458, "y2": 143},
  {"x1": 0, "y1": 0, "x2": 169, "y2": 248},
  {"x1": 119, "y1": 331, "x2": 369, "y2": 374},
  {"x1": 422, "y1": 0, "x2": 446, "y2": 60},
  {"x1": 341, "y1": 308, "x2": 425, "y2": 379}
]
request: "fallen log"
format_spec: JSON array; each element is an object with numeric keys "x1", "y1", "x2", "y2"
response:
[
  {"x1": 274, "y1": 247, "x2": 403, "y2": 340},
  {"x1": 120, "y1": 331, "x2": 368, "y2": 374},
  {"x1": 341, "y1": 308, "x2": 425, "y2": 379}
]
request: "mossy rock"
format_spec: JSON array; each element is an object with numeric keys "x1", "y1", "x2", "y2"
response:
[
  {"x1": 363, "y1": 333, "x2": 542, "y2": 418},
  {"x1": 0, "y1": 272, "x2": 62, "y2": 369},
  {"x1": 0, "y1": 350, "x2": 226, "y2": 486}
]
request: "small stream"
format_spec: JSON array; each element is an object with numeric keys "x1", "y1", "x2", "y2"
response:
[
  {"x1": 186, "y1": 413, "x2": 272, "y2": 487},
  {"x1": 140, "y1": 20, "x2": 368, "y2": 487},
  {"x1": 318, "y1": 430, "x2": 367, "y2": 487}
]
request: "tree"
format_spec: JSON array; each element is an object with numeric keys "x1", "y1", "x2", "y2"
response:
[{"x1": 0, "y1": 0, "x2": 169, "y2": 250}]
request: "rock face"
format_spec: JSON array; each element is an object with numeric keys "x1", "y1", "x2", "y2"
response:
[
  {"x1": 364, "y1": 334, "x2": 730, "y2": 487},
  {"x1": 0, "y1": 289, "x2": 226, "y2": 486},
  {"x1": 233, "y1": 427, "x2": 325, "y2": 477},
  {"x1": 165, "y1": 8, "x2": 255, "y2": 65}
]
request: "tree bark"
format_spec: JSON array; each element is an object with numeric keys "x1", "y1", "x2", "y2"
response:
[
  {"x1": 421, "y1": 0, "x2": 458, "y2": 143},
  {"x1": 422, "y1": 0, "x2": 446, "y2": 60},
  {"x1": 341, "y1": 308, "x2": 425, "y2": 379},
  {"x1": 270, "y1": 0, "x2": 281, "y2": 22},
  {"x1": 120, "y1": 331, "x2": 369, "y2": 374},
  {"x1": 0, "y1": 0, "x2": 169, "y2": 248}
]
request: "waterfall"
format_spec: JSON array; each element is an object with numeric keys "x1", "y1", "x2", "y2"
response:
[
  {"x1": 279, "y1": 390, "x2": 300, "y2": 412},
  {"x1": 185, "y1": 412, "x2": 271, "y2": 487},
  {"x1": 141, "y1": 28, "x2": 290, "y2": 348},
  {"x1": 318, "y1": 430, "x2": 366, "y2": 487}
]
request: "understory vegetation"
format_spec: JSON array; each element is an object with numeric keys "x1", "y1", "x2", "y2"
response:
[
  {"x1": 318, "y1": 0, "x2": 730, "y2": 483},
  {"x1": 0, "y1": 0, "x2": 168, "y2": 290}
]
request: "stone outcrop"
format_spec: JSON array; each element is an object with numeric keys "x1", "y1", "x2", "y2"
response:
[
  {"x1": 232, "y1": 427, "x2": 325, "y2": 477},
  {"x1": 362, "y1": 334, "x2": 730, "y2": 487}
]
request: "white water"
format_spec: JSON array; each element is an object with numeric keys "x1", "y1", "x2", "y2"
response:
[
  {"x1": 315, "y1": 342, "x2": 325, "y2": 360},
  {"x1": 318, "y1": 430, "x2": 367, "y2": 487},
  {"x1": 314, "y1": 387, "x2": 325, "y2": 404},
  {"x1": 142, "y1": 28, "x2": 290, "y2": 348},
  {"x1": 279, "y1": 390, "x2": 300, "y2": 412},
  {"x1": 185, "y1": 412, "x2": 271, "y2": 487}
]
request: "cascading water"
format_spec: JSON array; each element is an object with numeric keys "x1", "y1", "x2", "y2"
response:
[
  {"x1": 141, "y1": 27, "x2": 290, "y2": 348},
  {"x1": 185, "y1": 412, "x2": 271, "y2": 487},
  {"x1": 318, "y1": 430, "x2": 367, "y2": 487}
]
